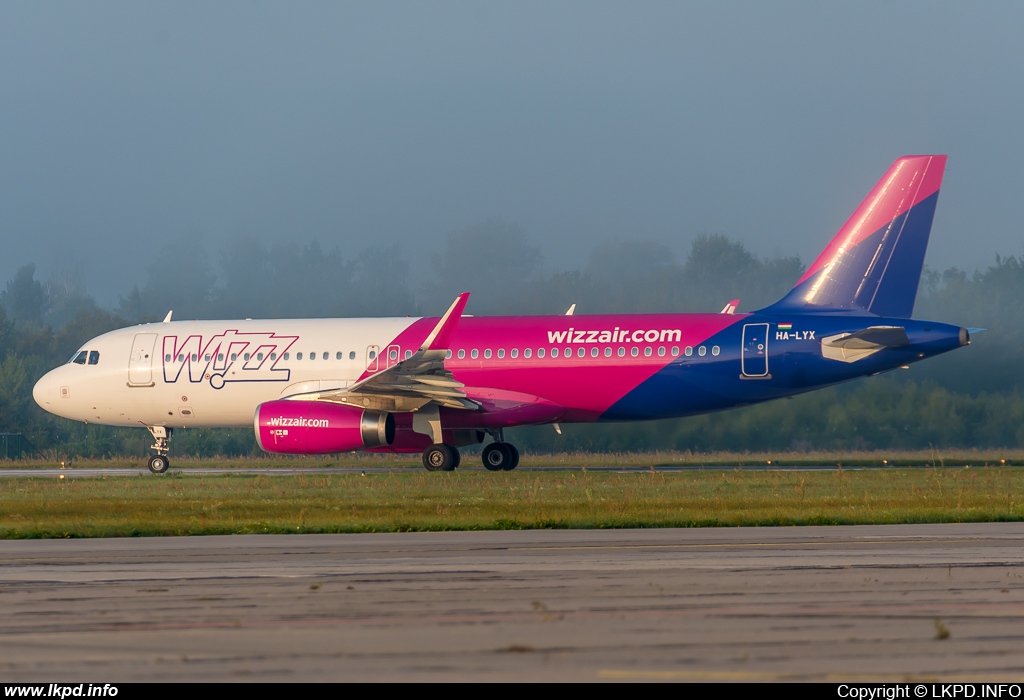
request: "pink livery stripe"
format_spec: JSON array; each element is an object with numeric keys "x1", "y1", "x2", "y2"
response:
[{"x1": 372, "y1": 313, "x2": 743, "y2": 420}]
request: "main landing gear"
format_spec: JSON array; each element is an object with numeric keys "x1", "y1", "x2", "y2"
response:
[
  {"x1": 420, "y1": 430, "x2": 520, "y2": 472},
  {"x1": 422, "y1": 443, "x2": 460, "y2": 472},
  {"x1": 481, "y1": 442, "x2": 519, "y2": 471},
  {"x1": 147, "y1": 426, "x2": 173, "y2": 474},
  {"x1": 482, "y1": 428, "x2": 519, "y2": 471}
]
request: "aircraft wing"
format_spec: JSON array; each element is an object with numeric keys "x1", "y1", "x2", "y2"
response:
[{"x1": 313, "y1": 294, "x2": 480, "y2": 413}]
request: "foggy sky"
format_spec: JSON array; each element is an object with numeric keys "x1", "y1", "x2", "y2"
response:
[{"x1": 2, "y1": 1, "x2": 1023, "y2": 308}]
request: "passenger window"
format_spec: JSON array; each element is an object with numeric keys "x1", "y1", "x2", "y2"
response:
[
  {"x1": 349, "y1": 351, "x2": 356, "y2": 360},
  {"x1": 243, "y1": 353, "x2": 250, "y2": 361},
  {"x1": 537, "y1": 348, "x2": 545, "y2": 358},
  {"x1": 578, "y1": 348, "x2": 585, "y2": 358},
  {"x1": 231, "y1": 353, "x2": 237, "y2": 361},
  {"x1": 390, "y1": 349, "x2": 398, "y2": 360},
  {"x1": 712, "y1": 345, "x2": 720, "y2": 356},
  {"x1": 218, "y1": 353, "x2": 225, "y2": 361},
  {"x1": 336, "y1": 352, "x2": 342, "y2": 360},
  {"x1": 631, "y1": 347, "x2": 639, "y2": 357},
  {"x1": 618, "y1": 347, "x2": 625, "y2": 357},
  {"x1": 204, "y1": 354, "x2": 211, "y2": 362},
  {"x1": 685, "y1": 346, "x2": 693, "y2": 357},
  {"x1": 672, "y1": 346, "x2": 679, "y2": 356},
  {"x1": 164, "y1": 354, "x2": 171, "y2": 363},
  {"x1": 283, "y1": 353, "x2": 289, "y2": 360},
  {"x1": 446, "y1": 350, "x2": 452, "y2": 359},
  {"x1": 458, "y1": 349, "x2": 465, "y2": 359},
  {"x1": 510, "y1": 349, "x2": 518, "y2": 358},
  {"x1": 310, "y1": 352, "x2": 316, "y2": 360},
  {"x1": 525, "y1": 348, "x2": 532, "y2": 358},
  {"x1": 644, "y1": 347, "x2": 653, "y2": 357},
  {"x1": 658, "y1": 347, "x2": 666, "y2": 357},
  {"x1": 497, "y1": 349, "x2": 505, "y2": 359},
  {"x1": 484, "y1": 349, "x2": 491, "y2": 359},
  {"x1": 404, "y1": 350, "x2": 411, "y2": 359},
  {"x1": 297, "y1": 352, "x2": 304, "y2": 360},
  {"x1": 471, "y1": 349, "x2": 479, "y2": 359},
  {"x1": 88, "y1": 351, "x2": 100, "y2": 365},
  {"x1": 698, "y1": 346, "x2": 707, "y2": 356},
  {"x1": 604, "y1": 347, "x2": 612, "y2": 357},
  {"x1": 551, "y1": 348, "x2": 559, "y2": 358},
  {"x1": 270, "y1": 353, "x2": 277, "y2": 360},
  {"x1": 178, "y1": 354, "x2": 185, "y2": 362},
  {"x1": 257, "y1": 353, "x2": 264, "y2": 361},
  {"x1": 191, "y1": 354, "x2": 198, "y2": 362}
]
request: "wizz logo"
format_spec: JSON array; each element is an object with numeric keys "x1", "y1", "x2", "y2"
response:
[{"x1": 162, "y1": 331, "x2": 299, "y2": 389}]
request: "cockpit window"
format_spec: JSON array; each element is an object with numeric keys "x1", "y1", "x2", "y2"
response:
[
  {"x1": 88, "y1": 351, "x2": 100, "y2": 365},
  {"x1": 71, "y1": 351, "x2": 87, "y2": 365}
]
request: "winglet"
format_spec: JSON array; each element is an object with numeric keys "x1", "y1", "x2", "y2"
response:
[
  {"x1": 420, "y1": 293, "x2": 470, "y2": 351},
  {"x1": 163, "y1": 310, "x2": 173, "y2": 323},
  {"x1": 720, "y1": 299, "x2": 740, "y2": 314},
  {"x1": 565, "y1": 303, "x2": 576, "y2": 316}
]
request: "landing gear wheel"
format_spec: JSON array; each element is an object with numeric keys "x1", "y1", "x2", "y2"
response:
[
  {"x1": 482, "y1": 443, "x2": 512, "y2": 471},
  {"x1": 423, "y1": 444, "x2": 458, "y2": 472},
  {"x1": 504, "y1": 444, "x2": 520, "y2": 471},
  {"x1": 451, "y1": 448, "x2": 461, "y2": 470},
  {"x1": 148, "y1": 455, "x2": 170, "y2": 474}
]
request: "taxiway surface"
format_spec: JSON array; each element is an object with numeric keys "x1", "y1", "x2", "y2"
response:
[{"x1": 2, "y1": 524, "x2": 1024, "y2": 681}]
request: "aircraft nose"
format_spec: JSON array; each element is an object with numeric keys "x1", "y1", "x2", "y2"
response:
[{"x1": 33, "y1": 370, "x2": 58, "y2": 410}]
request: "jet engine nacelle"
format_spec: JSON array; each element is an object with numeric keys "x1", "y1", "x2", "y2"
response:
[{"x1": 254, "y1": 400, "x2": 395, "y2": 454}]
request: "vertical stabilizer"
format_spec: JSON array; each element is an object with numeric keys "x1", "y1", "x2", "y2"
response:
[{"x1": 764, "y1": 155, "x2": 946, "y2": 318}]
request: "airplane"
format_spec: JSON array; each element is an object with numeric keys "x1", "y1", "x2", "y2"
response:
[{"x1": 33, "y1": 155, "x2": 971, "y2": 473}]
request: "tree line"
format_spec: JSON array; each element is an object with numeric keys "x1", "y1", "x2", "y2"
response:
[{"x1": 1, "y1": 221, "x2": 1021, "y2": 458}]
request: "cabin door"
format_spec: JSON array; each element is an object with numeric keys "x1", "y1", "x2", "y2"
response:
[
  {"x1": 741, "y1": 324, "x2": 770, "y2": 378},
  {"x1": 128, "y1": 333, "x2": 157, "y2": 386}
]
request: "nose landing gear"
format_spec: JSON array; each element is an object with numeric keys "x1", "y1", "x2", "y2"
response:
[{"x1": 147, "y1": 426, "x2": 173, "y2": 474}]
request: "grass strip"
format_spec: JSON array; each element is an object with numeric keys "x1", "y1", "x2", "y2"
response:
[
  {"x1": 2, "y1": 467, "x2": 1024, "y2": 538},
  {"x1": 4, "y1": 448, "x2": 1022, "y2": 470}
]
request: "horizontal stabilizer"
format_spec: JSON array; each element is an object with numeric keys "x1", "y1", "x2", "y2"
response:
[{"x1": 821, "y1": 326, "x2": 908, "y2": 363}]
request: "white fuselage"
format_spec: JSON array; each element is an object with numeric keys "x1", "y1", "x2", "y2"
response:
[{"x1": 33, "y1": 318, "x2": 418, "y2": 428}]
